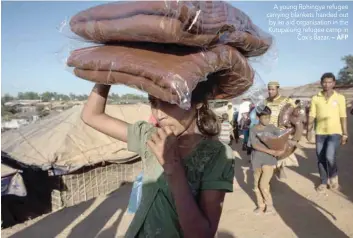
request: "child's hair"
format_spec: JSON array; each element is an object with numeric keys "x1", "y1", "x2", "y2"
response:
[
  {"x1": 191, "y1": 80, "x2": 221, "y2": 137},
  {"x1": 256, "y1": 106, "x2": 272, "y2": 117},
  {"x1": 222, "y1": 113, "x2": 229, "y2": 122}
]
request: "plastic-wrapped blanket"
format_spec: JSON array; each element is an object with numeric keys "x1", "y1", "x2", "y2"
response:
[
  {"x1": 257, "y1": 103, "x2": 308, "y2": 160},
  {"x1": 69, "y1": 1, "x2": 272, "y2": 57},
  {"x1": 256, "y1": 128, "x2": 297, "y2": 160},
  {"x1": 66, "y1": 1, "x2": 274, "y2": 109},
  {"x1": 257, "y1": 128, "x2": 293, "y2": 151},
  {"x1": 279, "y1": 103, "x2": 307, "y2": 141},
  {"x1": 67, "y1": 43, "x2": 254, "y2": 105}
]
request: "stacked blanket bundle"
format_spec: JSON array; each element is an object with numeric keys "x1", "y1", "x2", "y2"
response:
[
  {"x1": 257, "y1": 129, "x2": 293, "y2": 151},
  {"x1": 67, "y1": 1, "x2": 273, "y2": 108},
  {"x1": 257, "y1": 104, "x2": 308, "y2": 160}
]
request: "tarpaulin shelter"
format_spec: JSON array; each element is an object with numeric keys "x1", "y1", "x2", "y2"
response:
[{"x1": 1, "y1": 104, "x2": 150, "y2": 209}]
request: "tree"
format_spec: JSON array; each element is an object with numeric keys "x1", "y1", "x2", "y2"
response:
[
  {"x1": 1, "y1": 99, "x2": 17, "y2": 121},
  {"x1": 1, "y1": 110, "x2": 14, "y2": 121},
  {"x1": 2, "y1": 91, "x2": 146, "y2": 104},
  {"x1": 69, "y1": 93, "x2": 76, "y2": 100},
  {"x1": 2, "y1": 94, "x2": 15, "y2": 103},
  {"x1": 58, "y1": 94, "x2": 70, "y2": 101},
  {"x1": 110, "y1": 93, "x2": 120, "y2": 101},
  {"x1": 337, "y1": 55, "x2": 353, "y2": 85},
  {"x1": 41, "y1": 92, "x2": 53, "y2": 102},
  {"x1": 17, "y1": 92, "x2": 40, "y2": 100},
  {"x1": 76, "y1": 94, "x2": 88, "y2": 101},
  {"x1": 17, "y1": 92, "x2": 24, "y2": 100},
  {"x1": 27, "y1": 92, "x2": 40, "y2": 100},
  {"x1": 120, "y1": 94, "x2": 147, "y2": 100}
]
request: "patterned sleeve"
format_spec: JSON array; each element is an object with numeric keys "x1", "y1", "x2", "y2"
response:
[{"x1": 200, "y1": 144, "x2": 235, "y2": 192}]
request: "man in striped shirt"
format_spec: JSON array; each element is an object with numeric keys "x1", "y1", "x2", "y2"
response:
[
  {"x1": 219, "y1": 113, "x2": 234, "y2": 145},
  {"x1": 265, "y1": 81, "x2": 297, "y2": 179},
  {"x1": 219, "y1": 113, "x2": 240, "y2": 190}
]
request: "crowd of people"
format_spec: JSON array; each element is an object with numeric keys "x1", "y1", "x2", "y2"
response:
[
  {"x1": 81, "y1": 72, "x2": 349, "y2": 237},
  {"x1": 217, "y1": 72, "x2": 349, "y2": 215}
]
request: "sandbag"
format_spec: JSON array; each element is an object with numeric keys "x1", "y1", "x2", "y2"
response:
[
  {"x1": 67, "y1": 43, "x2": 254, "y2": 108},
  {"x1": 69, "y1": 1, "x2": 272, "y2": 57}
]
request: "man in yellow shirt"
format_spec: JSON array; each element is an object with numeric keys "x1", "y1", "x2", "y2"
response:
[
  {"x1": 307, "y1": 72, "x2": 348, "y2": 192},
  {"x1": 265, "y1": 81, "x2": 297, "y2": 179}
]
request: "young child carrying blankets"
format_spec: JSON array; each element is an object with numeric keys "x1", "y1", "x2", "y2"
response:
[
  {"x1": 249, "y1": 106, "x2": 285, "y2": 214},
  {"x1": 82, "y1": 82, "x2": 235, "y2": 237}
]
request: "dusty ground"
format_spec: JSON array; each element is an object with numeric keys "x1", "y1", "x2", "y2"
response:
[{"x1": 2, "y1": 114, "x2": 353, "y2": 238}]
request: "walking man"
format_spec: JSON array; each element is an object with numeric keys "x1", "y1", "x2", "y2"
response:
[
  {"x1": 307, "y1": 73, "x2": 348, "y2": 192},
  {"x1": 265, "y1": 81, "x2": 297, "y2": 179}
]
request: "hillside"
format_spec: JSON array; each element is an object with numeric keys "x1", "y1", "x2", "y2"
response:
[{"x1": 281, "y1": 82, "x2": 353, "y2": 101}]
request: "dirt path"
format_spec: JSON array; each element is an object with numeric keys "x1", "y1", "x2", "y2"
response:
[{"x1": 3, "y1": 115, "x2": 353, "y2": 238}]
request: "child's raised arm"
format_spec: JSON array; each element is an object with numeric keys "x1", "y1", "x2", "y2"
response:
[{"x1": 81, "y1": 84, "x2": 129, "y2": 143}]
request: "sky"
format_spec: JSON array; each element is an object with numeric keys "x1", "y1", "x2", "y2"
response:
[{"x1": 1, "y1": 1, "x2": 353, "y2": 96}]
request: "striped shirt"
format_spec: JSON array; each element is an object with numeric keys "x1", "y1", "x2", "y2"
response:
[
  {"x1": 219, "y1": 122, "x2": 233, "y2": 144},
  {"x1": 265, "y1": 95, "x2": 294, "y2": 127}
]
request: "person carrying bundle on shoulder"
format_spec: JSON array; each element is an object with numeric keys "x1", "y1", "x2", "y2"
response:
[
  {"x1": 250, "y1": 106, "x2": 285, "y2": 214},
  {"x1": 82, "y1": 82, "x2": 235, "y2": 238},
  {"x1": 265, "y1": 81, "x2": 297, "y2": 180}
]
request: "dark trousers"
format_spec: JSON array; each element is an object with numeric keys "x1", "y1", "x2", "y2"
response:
[{"x1": 315, "y1": 134, "x2": 341, "y2": 184}]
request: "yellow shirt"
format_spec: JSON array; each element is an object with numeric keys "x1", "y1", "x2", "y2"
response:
[
  {"x1": 309, "y1": 91, "x2": 347, "y2": 135},
  {"x1": 265, "y1": 95, "x2": 295, "y2": 127}
]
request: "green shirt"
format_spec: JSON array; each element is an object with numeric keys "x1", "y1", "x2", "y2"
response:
[{"x1": 125, "y1": 121, "x2": 235, "y2": 238}]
